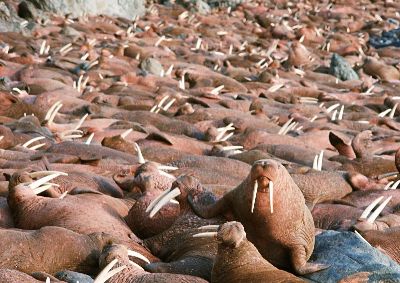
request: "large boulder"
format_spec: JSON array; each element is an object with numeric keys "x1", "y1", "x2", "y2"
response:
[
  {"x1": 0, "y1": 2, "x2": 23, "y2": 32},
  {"x1": 25, "y1": 0, "x2": 145, "y2": 19},
  {"x1": 303, "y1": 230, "x2": 400, "y2": 282}
]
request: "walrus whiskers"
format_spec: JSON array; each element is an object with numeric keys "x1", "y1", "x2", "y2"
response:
[
  {"x1": 149, "y1": 187, "x2": 181, "y2": 218},
  {"x1": 366, "y1": 196, "x2": 392, "y2": 224},
  {"x1": 127, "y1": 249, "x2": 150, "y2": 264},
  {"x1": 251, "y1": 181, "x2": 258, "y2": 213},
  {"x1": 359, "y1": 196, "x2": 384, "y2": 219}
]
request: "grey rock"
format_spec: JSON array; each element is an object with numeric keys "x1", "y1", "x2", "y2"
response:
[
  {"x1": 25, "y1": 0, "x2": 145, "y2": 19},
  {"x1": 0, "y1": 2, "x2": 23, "y2": 32},
  {"x1": 55, "y1": 270, "x2": 94, "y2": 283},
  {"x1": 303, "y1": 230, "x2": 400, "y2": 283},
  {"x1": 330, "y1": 53, "x2": 359, "y2": 81},
  {"x1": 140, "y1": 58, "x2": 164, "y2": 76},
  {"x1": 196, "y1": 0, "x2": 211, "y2": 15}
]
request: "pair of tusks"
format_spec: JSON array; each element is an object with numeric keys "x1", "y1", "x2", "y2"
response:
[
  {"x1": 45, "y1": 100, "x2": 88, "y2": 134},
  {"x1": 215, "y1": 123, "x2": 235, "y2": 142},
  {"x1": 93, "y1": 249, "x2": 151, "y2": 283},
  {"x1": 383, "y1": 180, "x2": 400, "y2": 190},
  {"x1": 26, "y1": 171, "x2": 68, "y2": 195},
  {"x1": 359, "y1": 196, "x2": 393, "y2": 224},
  {"x1": 299, "y1": 97, "x2": 318, "y2": 104},
  {"x1": 251, "y1": 180, "x2": 274, "y2": 214},
  {"x1": 146, "y1": 187, "x2": 181, "y2": 218},
  {"x1": 22, "y1": 136, "x2": 46, "y2": 151},
  {"x1": 150, "y1": 95, "x2": 176, "y2": 113},
  {"x1": 192, "y1": 224, "x2": 220, "y2": 238},
  {"x1": 312, "y1": 150, "x2": 324, "y2": 171},
  {"x1": 278, "y1": 118, "x2": 298, "y2": 135},
  {"x1": 378, "y1": 103, "x2": 398, "y2": 119},
  {"x1": 118, "y1": 129, "x2": 146, "y2": 164}
]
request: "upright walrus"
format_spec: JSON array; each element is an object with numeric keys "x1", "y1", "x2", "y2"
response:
[{"x1": 189, "y1": 159, "x2": 328, "y2": 275}]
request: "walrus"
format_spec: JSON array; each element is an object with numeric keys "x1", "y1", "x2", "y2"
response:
[
  {"x1": 195, "y1": 221, "x2": 305, "y2": 282},
  {"x1": 189, "y1": 159, "x2": 328, "y2": 274}
]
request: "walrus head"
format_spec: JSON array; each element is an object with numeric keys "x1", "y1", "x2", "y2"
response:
[
  {"x1": 145, "y1": 174, "x2": 214, "y2": 218},
  {"x1": 248, "y1": 159, "x2": 282, "y2": 214},
  {"x1": 216, "y1": 221, "x2": 246, "y2": 248}
]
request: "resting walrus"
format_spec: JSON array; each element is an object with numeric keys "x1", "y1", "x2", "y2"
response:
[
  {"x1": 189, "y1": 159, "x2": 328, "y2": 274},
  {"x1": 195, "y1": 221, "x2": 305, "y2": 282}
]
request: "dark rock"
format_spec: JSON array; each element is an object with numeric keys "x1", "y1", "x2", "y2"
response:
[
  {"x1": 369, "y1": 28, "x2": 400, "y2": 49},
  {"x1": 55, "y1": 270, "x2": 94, "y2": 283},
  {"x1": 330, "y1": 53, "x2": 359, "y2": 81},
  {"x1": 303, "y1": 230, "x2": 400, "y2": 282}
]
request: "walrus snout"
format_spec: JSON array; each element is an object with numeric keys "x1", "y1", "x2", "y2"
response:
[{"x1": 217, "y1": 221, "x2": 246, "y2": 248}]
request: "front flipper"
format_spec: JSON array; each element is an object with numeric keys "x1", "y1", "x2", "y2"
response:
[
  {"x1": 188, "y1": 189, "x2": 230, "y2": 219},
  {"x1": 291, "y1": 245, "x2": 330, "y2": 275}
]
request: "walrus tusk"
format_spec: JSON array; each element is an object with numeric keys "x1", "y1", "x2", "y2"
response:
[
  {"x1": 158, "y1": 170, "x2": 176, "y2": 180},
  {"x1": 129, "y1": 260, "x2": 144, "y2": 270},
  {"x1": 26, "y1": 143, "x2": 45, "y2": 150},
  {"x1": 61, "y1": 130, "x2": 83, "y2": 136},
  {"x1": 146, "y1": 187, "x2": 174, "y2": 213},
  {"x1": 198, "y1": 225, "x2": 219, "y2": 230},
  {"x1": 85, "y1": 133, "x2": 94, "y2": 145},
  {"x1": 366, "y1": 196, "x2": 392, "y2": 224},
  {"x1": 251, "y1": 181, "x2": 258, "y2": 213},
  {"x1": 317, "y1": 150, "x2": 324, "y2": 171},
  {"x1": 28, "y1": 173, "x2": 64, "y2": 190},
  {"x1": 163, "y1": 98, "x2": 176, "y2": 111},
  {"x1": 331, "y1": 109, "x2": 338, "y2": 121},
  {"x1": 33, "y1": 184, "x2": 54, "y2": 195},
  {"x1": 378, "y1": 172, "x2": 398, "y2": 180},
  {"x1": 378, "y1": 108, "x2": 391, "y2": 118},
  {"x1": 149, "y1": 187, "x2": 181, "y2": 218},
  {"x1": 47, "y1": 103, "x2": 63, "y2": 126},
  {"x1": 59, "y1": 191, "x2": 68, "y2": 199},
  {"x1": 74, "y1": 114, "x2": 88, "y2": 130},
  {"x1": 354, "y1": 231, "x2": 371, "y2": 247},
  {"x1": 222, "y1": 145, "x2": 243, "y2": 151},
  {"x1": 22, "y1": 136, "x2": 46, "y2": 148},
  {"x1": 94, "y1": 258, "x2": 126, "y2": 283},
  {"x1": 45, "y1": 101, "x2": 62, "y2": 121},
  {"x1": 210, "y1": 85, "x2": 224, "y2": 95},
  {"x1": 220, "y1": 132, "x2": 234, "y2": 142},
  {"x1": 338, "y1": 105, "x2": 344, "y2": 120},
  {"x1": 0, "y1": 136, "x2": 3, "y2": 142},
  {"x1": 359, "y1": 196, "x2": 384, "y2": 219},
  {"x1": 312, "y1": 155, "x2": 318, "y2": 170},
  {"x1": 120, "y1": 128, "x2": 133, "y2": 139},
  {"x1": 193, "y1": 232, "x2": 218, "y2": 238},
  {"x1": 166, "y1": 64, "x2": 174, "y2": 76},
  {"x1": 269, "y1": 181, "x2": 274, "y2": 214},
  {"x1": 278, "y1": 118, "x2": 294, "y2": 135},
  {"x1": 326, "y1": 103, "x2": 340, "y2": 114},
  {"x1": 157, "y1": 165, "x2": 179, "y2": 171},
  {"x1": 390, "y1": 180, "x2": 400, "y2": 190},
  {"x1": 29, "y1": 171, "x2": 68, "y2": 178},
  {"x1": 134, "y1": 142, "x2": 145, "y2": 164},
  {"x1": 127, "y1": 249, "x2": 150, "y2": 264}
]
